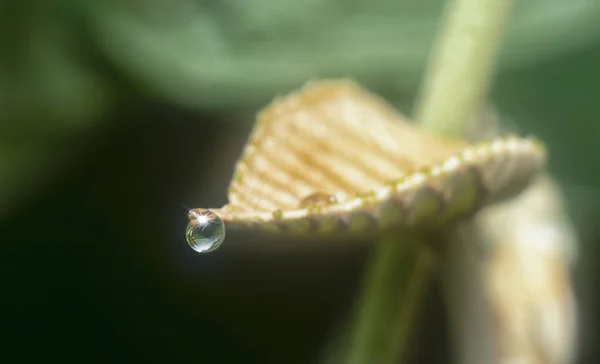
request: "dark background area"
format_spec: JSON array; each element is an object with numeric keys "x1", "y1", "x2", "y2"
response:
[
  {"x1": 1, "y1": 103, "x2": 457, "y2": 363},
  {"x1": 1, "y1": 1, "x2": 600, "y2": 363}
]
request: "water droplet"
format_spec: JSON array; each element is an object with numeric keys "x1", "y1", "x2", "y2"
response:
[
  {"x1": 299, "y1": 192, "x2": 338, "y2": 208},
  {"x1": 186, "y1": 210, "x2": 226, "y2": 253}
]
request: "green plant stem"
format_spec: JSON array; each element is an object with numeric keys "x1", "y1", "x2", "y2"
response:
[
  {"x1": 414, "y1": 0, "x2": 516, "y2": 137},
  {"x1": 413, "y1": 0, "x2": 518, "y2": 363},
  {"x1": 346, "y1": 234, "x2": 433, "y2": 364},
  {"x1": 341, "y1": 1, "x2": 517, "y2": 363}
]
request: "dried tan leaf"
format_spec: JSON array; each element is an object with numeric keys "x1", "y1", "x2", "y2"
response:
[
  {"x1": 479, "y1": 176, "x2": 578, "y2": 364},
  {"x1": 189, "y1": 80, "x2": 546, "y2": 236}
]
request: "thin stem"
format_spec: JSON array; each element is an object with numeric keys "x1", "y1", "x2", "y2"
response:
[
  {"x1": 440, "y1": 224, "x2": 497, "y2": 364},
  {"x1": 414, "y1": 0, "x2": 516, "y2": 136},
  {"x1": 334, "y1": 1, "x2": 517, "y2": 363},
  {"x1": 413, "y1": 0, "x2": 518, "y2": 363},
  {"x1": 344, "y1": 234, "x2": 434, "y2": 364}
]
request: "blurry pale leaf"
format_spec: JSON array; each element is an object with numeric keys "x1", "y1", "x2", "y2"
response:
[
  {"x1": 477, "y1": 176, "x2": 578, "y2": 364},
  {"x1": 443, "y1": 107, "x2": 578, "y2": 364},
  {"x1": 88, "y1": 0, "x2": 600, "y2": 109}
]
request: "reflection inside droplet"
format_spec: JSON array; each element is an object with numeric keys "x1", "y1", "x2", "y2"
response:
[{"x1": 186, "y1": 210, "x2": 226, "y2": 253}]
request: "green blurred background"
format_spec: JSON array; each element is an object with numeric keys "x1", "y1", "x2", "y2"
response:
[{"x1": 1, "y1": 1, "x2": 599, "y2": 363}]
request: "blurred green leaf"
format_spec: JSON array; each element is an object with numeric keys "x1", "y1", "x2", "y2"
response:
[
  {"x1": 2, "y1": 0, "x2": 600, "y2": 217},
  {"x1": 0, "y1": 2, "x2": 113, "y2": 130},
  {"x1": 88, "y1": 0, "x2": 600, "y2": 109},
  {"x1": 0, "y1": 1, "x2": 114, "y2": 214}
]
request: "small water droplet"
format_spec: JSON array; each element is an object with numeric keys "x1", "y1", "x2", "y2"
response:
[
  {"x1": 186, "y1": 210, "x2": 226, "y2": 253},
  {"x1": 299, "y1": 192, "x2": 338, "y2": 208}
]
